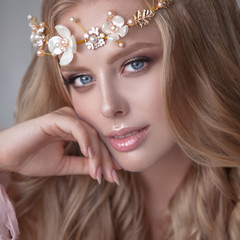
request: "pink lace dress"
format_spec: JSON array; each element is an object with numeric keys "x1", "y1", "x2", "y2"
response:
[{"x1": 0, "y1": 185, "x2": 19, "y2": 240}]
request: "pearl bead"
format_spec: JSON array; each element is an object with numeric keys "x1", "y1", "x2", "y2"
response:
[
  {"x1": 40, "y1": 22, "x2": 45, "y2": 27},
  {"x1": 107, "y1": 10, "x2": 115, "y2": 18},
  {"x1": 158, "y1": 2, "x2": 163, "y2": 8},
  {"x1": 70, "y1": 17, "x2": 75, "y2": 22},
  {"x1": 27, "y1": 15, "x2": 33, "y2": 20},
  {"x1": 36, "y1": 49, "x2": 44, "y2": 56},
  {"x1": 118, "y1": 41, "x2": 125, "y2": 48},
  {"x1": 60, "y1": 39, "x2": 67, "y2": 46},
  {"x1": 110, "y1": 25, "x2": 118, "y2": 32},
  {"x1": 89, "y1": 35, "x2": 97, "y2": 43},
  {"x1": 127, "y1": 19, "x2": 135, "y2": 27}
]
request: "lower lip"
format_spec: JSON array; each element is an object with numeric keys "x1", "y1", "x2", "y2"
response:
[{"x1": 109, "y1": 126, "x2": 150, "y2": 152}]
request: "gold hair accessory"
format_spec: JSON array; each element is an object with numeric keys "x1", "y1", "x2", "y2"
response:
[{"x1": 28, "y1": 0, "x2": 174, "y2": 66}]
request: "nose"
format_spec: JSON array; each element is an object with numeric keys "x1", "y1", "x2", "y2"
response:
[{"x1": 99, "y1": 76, "x2": 129, "y2": 119}]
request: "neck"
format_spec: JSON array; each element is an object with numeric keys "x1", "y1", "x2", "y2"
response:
[
  {"x1": 139, "y1": 144, "x2": 191, "y2": 215},
  {"x1": 139, "y1": 144, "x2": 191, "y2": 239}
]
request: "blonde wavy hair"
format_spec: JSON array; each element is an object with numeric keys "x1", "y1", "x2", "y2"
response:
[{"x1": 8, "y1": 0, "x2": 240, "y2": 239}]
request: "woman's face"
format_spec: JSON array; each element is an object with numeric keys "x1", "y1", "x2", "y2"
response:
[{"x1": 60, "y1": 0, "x2": 176, "y2": 172}]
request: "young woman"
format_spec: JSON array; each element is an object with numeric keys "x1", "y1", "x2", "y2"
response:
[{"x1": 0, "y1": 0, "x2": 239, "y2": 239}]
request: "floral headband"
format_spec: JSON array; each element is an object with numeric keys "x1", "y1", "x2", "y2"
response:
[{"x1": 28, "y1": 0, "x2": 174, "y2": 66}]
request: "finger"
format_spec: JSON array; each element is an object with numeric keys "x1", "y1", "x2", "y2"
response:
[
  {"x1": 45, "y1": 108, "x2": 103, "y2": 180},
  {"x1": 61, "y1": 120, "x2": 102, "y2": 177},
  {"x1": 86, "y1": 130, "x2": 102, "y2": 180},
  {"x1": 52, "y1": 109, "x2": 102, "y2": 167},
  {"x1": 50, "y1": 119, "x2": 92, "y2": 158},
  {"x1": 56, "y1": 155, "x2": 89, "y2": 176},
  {"x1": 100, "y1": 141, "x2": 117, "y2": 184}
]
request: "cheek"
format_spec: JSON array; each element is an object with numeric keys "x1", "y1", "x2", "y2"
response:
[
  {"x1": 131, "y1": 75, "x2": 164, "y2": 119},
  {"x1": 71, "y1": 90, "x2": 97, "y2": 123}
]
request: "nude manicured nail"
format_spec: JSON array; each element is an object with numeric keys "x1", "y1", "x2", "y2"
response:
[
  {"x1": 112, "y1": 170, "x2": 120, "y2": 186},
  {"x1": 97, "y1": 167, "x2": 102, "y2": 184},
  {"x1": 88, "y1": 146, "x2": 94, "y2": 159}
]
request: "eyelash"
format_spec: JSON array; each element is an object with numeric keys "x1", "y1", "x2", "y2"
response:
[
  {"x1": 64, "y1": 74, "x2": 94, "y2": 88},
  {"x1": 63, "y1": 56, "x2": 152, "y2": 88},
  {"x1": 122, "y1": 56, "x2": 151, "y2": 73}
]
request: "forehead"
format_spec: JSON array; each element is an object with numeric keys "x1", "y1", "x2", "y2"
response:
[
  {"x1": 58, "y1": 0, "x2": 162, "y2": 68},
  {"x1": 59, "y1": 0, "x2": 147, "y2": 29}
]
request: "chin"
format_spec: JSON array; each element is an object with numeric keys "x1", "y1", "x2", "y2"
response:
[
  {"x1": 112, "y1": 152, "x2": 160, "y2": 172},
  {"x1": 110, "y1": 140, "x2": 177, "y2": 173}
]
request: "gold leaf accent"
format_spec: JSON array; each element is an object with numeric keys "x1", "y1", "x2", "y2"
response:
[
  {"x1": 158, "y1": 0, "x2": 175, "y2": 9},
  {"x1": 133, "y1": 9, "x2": 156, "y2": 28}
]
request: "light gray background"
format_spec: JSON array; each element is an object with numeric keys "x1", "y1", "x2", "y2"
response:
[
  {"x1": 0, "y1": 0, "x2": 240, "y2": 130},
  {"x1": 0, "y1": 0, "x2": 41, "y2": 130}
]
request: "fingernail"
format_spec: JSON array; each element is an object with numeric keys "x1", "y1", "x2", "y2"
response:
[
  {"x1": 97, "y1": 167, "x2": 102, "y2": 184},
  {"x1": 88, "y1": 146, "x2": 94, "y2": 159},
  {"x1": 112, "y1": 170, "x2": 120, "y2": 186}
]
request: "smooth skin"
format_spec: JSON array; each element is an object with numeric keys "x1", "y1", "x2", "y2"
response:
[
  {"x1": 0, "y1": 107, "x2": 119, "y2": 183},
  {"x1": 0, "y1": 0, "x2": 191, "y2": 238},
  {"x1": 60, "y1": 0, "x2": 175, "y2": 173},
  {"x1": 59, "y1": 1, "x2": 191, "y2": 238}
]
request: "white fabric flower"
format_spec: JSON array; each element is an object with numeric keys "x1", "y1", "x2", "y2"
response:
[
  {"x1": 84, "y1": 27, "x2": 106, "y2": 50},
  {"x1": 48, "y1": 25, "x2": 77, "y2": 66},
  {"x1": 102, "y1": 15, "x2": 128, "y2": 41}
]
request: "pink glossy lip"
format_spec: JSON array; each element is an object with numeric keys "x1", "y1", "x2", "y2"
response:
[{"x1": 107, "y1": 126, "x2": 150, "y2": 152}]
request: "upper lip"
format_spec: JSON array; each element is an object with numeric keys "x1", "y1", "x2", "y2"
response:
[{"x1": 106, "y1": 126, "x2": 148, "y2": 138}]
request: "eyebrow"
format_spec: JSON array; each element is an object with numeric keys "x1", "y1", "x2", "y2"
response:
[
  {"x1": 61, "y1": 42, "x2": 161, "y2": 71},
  {"x1": 106, "y1": 42, "x2": 161, "y2": 65}
]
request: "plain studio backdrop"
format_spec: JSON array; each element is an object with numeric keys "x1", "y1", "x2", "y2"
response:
[{"x1": 0, "y1": 0, "x2": 240, "y2": 130}]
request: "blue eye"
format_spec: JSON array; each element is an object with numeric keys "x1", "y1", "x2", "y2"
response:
[
  {"x1": 66, "y1": 74, "x2": 94, "y2": 88},
  {"x1": 130, "y1": 61, "x2": 145, "y2": 70},
  {"x1": 124, "y1": 57, "x2": 151, "y2": 73},
  {"x1": 77, "y1": 75, "x2": 93, "y2": 85}
]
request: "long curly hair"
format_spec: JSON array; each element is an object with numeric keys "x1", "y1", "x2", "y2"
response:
[{"x1": 8, "y1": 0, "x2": 240, "y2": 239}]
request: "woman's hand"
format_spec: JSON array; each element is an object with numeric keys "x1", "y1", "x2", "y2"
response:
[{"x1": 0, "y1": 107, "x2": 120, "y2": 184}]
